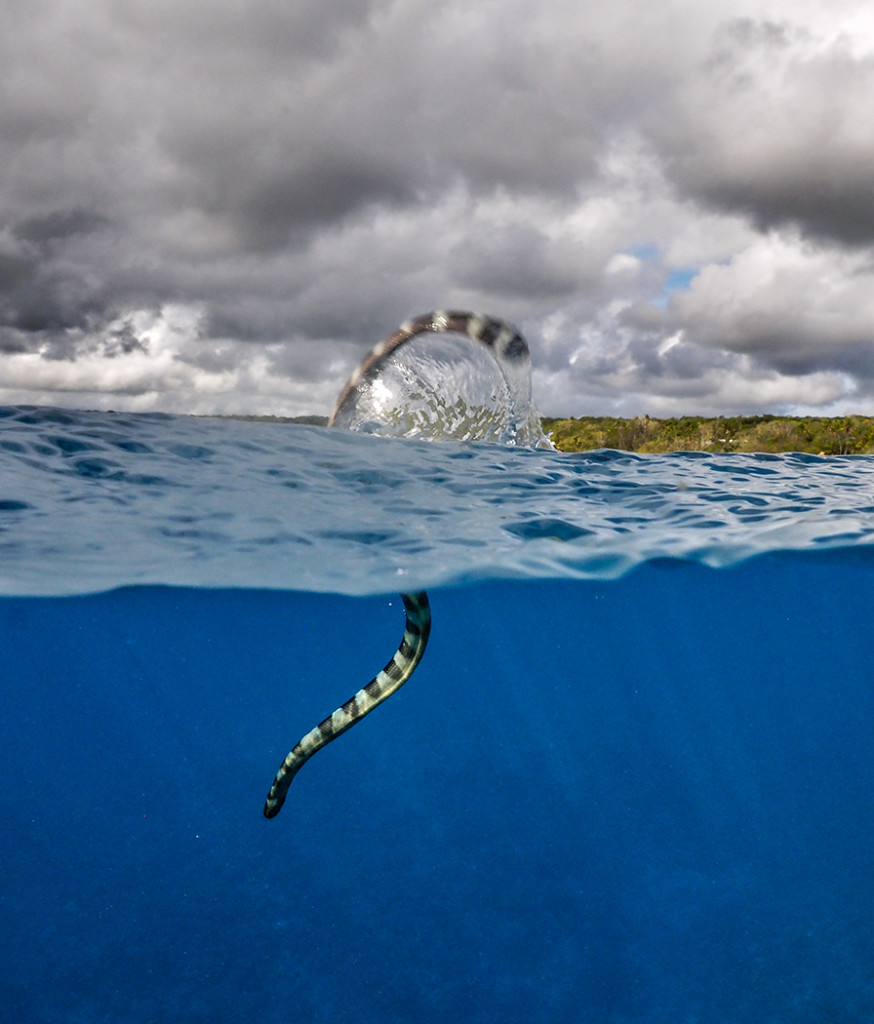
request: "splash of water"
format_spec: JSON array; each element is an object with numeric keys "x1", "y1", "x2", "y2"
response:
[{"x1": 330, "y1": 327, "x2": 552, "y2": 449}]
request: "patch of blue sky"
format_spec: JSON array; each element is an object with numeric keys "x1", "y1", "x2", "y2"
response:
[
  {"x1": 620, "y1": 246, "x2": 698, "y2": 306},
  {"x1": 652, "y1": 267, "x2": 698, "y2": 307},
  {"x1": 631, "y1": 243, "x2": 659, "y2": 263}
]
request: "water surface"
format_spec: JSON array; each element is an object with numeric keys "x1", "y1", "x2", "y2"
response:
[{"x1": 1, "y1": 407, "x2": 873, "y2": 1023}]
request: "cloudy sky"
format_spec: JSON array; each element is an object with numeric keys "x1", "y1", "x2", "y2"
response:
[{"x1": 3, "y1": 0, "x2": 874, "y2": 417}]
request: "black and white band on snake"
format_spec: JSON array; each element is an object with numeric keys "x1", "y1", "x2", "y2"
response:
[
  {"x1": 264, "y1": 312, "x2": 526, "y2": 818},
  {"x1": 263, "y1": 592, "x2": 431, "y2": 818},
  {"x1": 328, "y1": 310, "x2": 530, "y2": 428}
]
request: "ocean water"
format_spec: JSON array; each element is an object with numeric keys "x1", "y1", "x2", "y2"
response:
[{"x1": 2, "y1": 405, "x2": 874, "y2": 1023}]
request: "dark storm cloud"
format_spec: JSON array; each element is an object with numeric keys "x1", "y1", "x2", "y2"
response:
[
  {"x1": 4, "y1": 0, "x2": 610, "y2": 352},
  {"x1": 141, "y1": 3, "x2": 612, "y2": 253},
  {"x1": 2, "y1": 0, "x2": 874, "y2": 415},
  {"x1": 449, "y1": 224, "x2": 584, "y2": 300},
  {"x1": 13, "y1": 209, "x2": 108, "y2": 247},
  {"x1": 235, "y1": 157, "x2": 417, "y2": 250},
  {"x1": 0, "y1": 251, "x2": 34, "y2": 294},
  {"x1": 110, "y1": 0, "x2": 380, "y2": 61},
  {"x1": 653, "y1": 17, "x2": 874, "y2": 246},
  {"x1": 2, "y1": 209, "x2": 112, "y2": 339}
]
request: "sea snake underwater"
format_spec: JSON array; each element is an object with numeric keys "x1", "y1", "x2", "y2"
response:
[{"x1": 263, "y1": 311, "x2": 531, "y2": 818}]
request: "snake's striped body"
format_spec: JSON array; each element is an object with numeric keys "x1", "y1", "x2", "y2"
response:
[
  {"x1": 328, "y1": 310, "x2": 530, "y2": 428},
  {"x1": 263, "y1": 592, "x2": 430, "y2": 817},
  {"x1": 264, "y1": 312, "x2": 526, "y2": 818}
]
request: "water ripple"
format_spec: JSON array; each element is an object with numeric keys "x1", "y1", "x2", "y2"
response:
[{"x1": 1, "y1": 406, "x2": 874, "y2": 595}]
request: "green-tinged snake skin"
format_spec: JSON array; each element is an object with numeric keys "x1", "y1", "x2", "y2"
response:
[
  {"x1": 264, "y1": 312, "x2": 526, "y2": 818},
  {"x1": 263, "y1": 592, "x2": 431, "y2": 817}
]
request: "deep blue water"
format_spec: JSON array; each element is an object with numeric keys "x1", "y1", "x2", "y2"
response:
[{"x1": 2, "y1": 407, "x2": 874, "y2": 1022}]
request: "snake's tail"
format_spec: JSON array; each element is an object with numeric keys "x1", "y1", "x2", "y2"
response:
[{"x1": 263, "y1": 591, "x2": 431, "y2": 818}]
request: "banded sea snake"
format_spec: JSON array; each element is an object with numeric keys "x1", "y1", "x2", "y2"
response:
[{"x1": 263, "y1": 311, "x2": 530, "y2": 818}]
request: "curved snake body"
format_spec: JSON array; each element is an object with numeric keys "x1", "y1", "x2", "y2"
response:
[
  {"x1": 264, "y1": 312, "x2": 526, "y2": 818},
  {"x1": 264, "y1": 592, "x2": 430, "y2": 817},
  {"x1": 328, "y1": 310, "x2": 530, "y2": 428}
]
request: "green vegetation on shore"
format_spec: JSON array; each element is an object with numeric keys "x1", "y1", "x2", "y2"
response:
[
  {"x1": 215, "y1": 412, "x2": 874, "y2": 455},
  {"x1": 541, "y1": 415, "x2": 874, "y2": 455}
]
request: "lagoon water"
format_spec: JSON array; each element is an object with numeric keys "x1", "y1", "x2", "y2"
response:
[{"x1": 2, "y1": 405, "x2": 874, "y2": 1022}]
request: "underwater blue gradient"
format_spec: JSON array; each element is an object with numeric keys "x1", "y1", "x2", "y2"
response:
[
  {"x1": 3, "y1": 556, "x2": 874, "y2": 1022},
  {"x1": 2, "y1": 408, "x2": 874, "y2": 1021}
]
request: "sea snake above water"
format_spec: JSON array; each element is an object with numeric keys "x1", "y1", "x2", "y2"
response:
[
  {"x1": 328, "y1": 309, "x2": 530, "y2": 430},
  {"x1": 263, "y1": 311, "x2": 529, "y2": 818}
]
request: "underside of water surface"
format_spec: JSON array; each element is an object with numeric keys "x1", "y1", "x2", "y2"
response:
[{"x1": 3, "y1": 557, "x2": 873, "y2": 1023}]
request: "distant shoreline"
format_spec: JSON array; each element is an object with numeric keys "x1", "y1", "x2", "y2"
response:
[
  {"x1": 542, "y1": 415, "x2": 874, "y2": 454},
  {"x1": 206, "y1": 412, "x2": 874, "y2": 455}
]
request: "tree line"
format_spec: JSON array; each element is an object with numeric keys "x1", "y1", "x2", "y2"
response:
[{"x1": 541, "y1": 415, "x2": 874, "y2": 455}]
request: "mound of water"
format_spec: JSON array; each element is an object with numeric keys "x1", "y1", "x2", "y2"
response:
[{"x1": 330, "y1": 328, "x2": 551, "y2": 449}]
